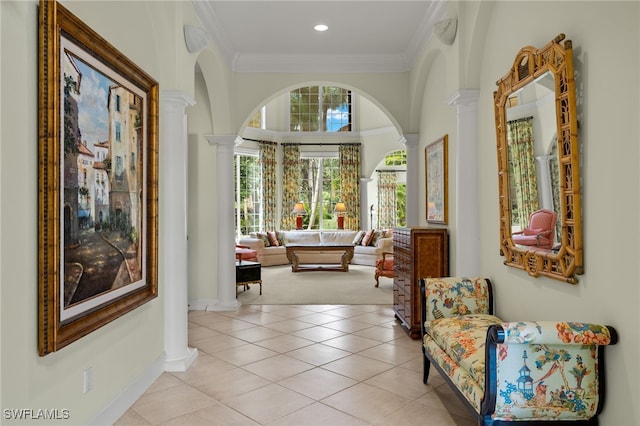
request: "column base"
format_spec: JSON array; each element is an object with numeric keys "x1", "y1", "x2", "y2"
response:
[
  {"x1": 164, "y1": 346, "x2": 198, "y2": 372},
  {"x1": 206, "y1": 299, "x2": 241, "y2": 311}
]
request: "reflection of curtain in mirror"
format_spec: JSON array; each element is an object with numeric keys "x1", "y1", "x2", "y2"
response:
[
  {"x1": 280, "y1": 144, "x2": 301, "y2": 230},
  {"x1": 260, "y1": 142, "x2": 277, "y2": 231},
  {"x1": 339, "y1": 144, "x2": 361, "y2": 231},
  {"x1": 377, "y1": 171, "x2": 397, "y2": 229},
  {"x1": 507, "y1": 117, "x2": 538, "y2": 228},
  {"x1": 549, "y1": 139, "x2": 561, "y2": 239}
]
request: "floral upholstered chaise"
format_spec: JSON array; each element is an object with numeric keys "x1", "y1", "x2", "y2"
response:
[{"x1": 419, "y1": 277, "x2": 617, "y2": 425}]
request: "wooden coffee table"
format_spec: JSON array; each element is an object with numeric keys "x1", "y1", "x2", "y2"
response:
[{"x1": 285, "y1": 244, "x2": 355, "y2": 272}]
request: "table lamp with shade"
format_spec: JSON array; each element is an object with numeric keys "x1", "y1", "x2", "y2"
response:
[
  {"x1": 334, "y1": 202, "x2": 347, "y2": 229},
  {"x1": 292, "y1": 202, "x2": 305, "y2": 230}
]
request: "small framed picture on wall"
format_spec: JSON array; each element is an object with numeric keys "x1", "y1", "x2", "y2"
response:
[{"x1": 425, "y1": 135, "x2": 448, "y2": 224}]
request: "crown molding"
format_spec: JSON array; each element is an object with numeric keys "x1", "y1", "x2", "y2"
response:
[
  {"x1": 193, "y1": 0, "x2": 447, "y2": 74},
  {"x1": 233, "y1": 53, "x2": 411, "y2": 73},
  {"x1": 405, "y1": 0, "x2": 448, "y2": 69},
  {"x1": 192, "y1": 0, "x2": 235, "y2": 66}
]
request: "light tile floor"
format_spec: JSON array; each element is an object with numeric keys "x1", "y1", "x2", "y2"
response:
[{"x1": 115, "y1": 304, "x2": 476, "y2": 425}]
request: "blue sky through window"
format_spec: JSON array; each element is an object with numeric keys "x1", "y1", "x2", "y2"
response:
[{"x1": 326, "y1": 104, "x2": 349, "y2": 132}]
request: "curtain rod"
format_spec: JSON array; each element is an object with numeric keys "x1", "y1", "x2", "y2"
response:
[
  {"x1": 281, "y1": 142, "x2": 361, "y2": 146},
  {"x1": 241, "y1": 138, "x2": 277, "y2": 145},
  {"x1": 376, "y1": 169, "x2": 401, "y2": 173},
  {"x1": 241, "y1": 138, "x2": 360, "y2": 147},
  {"x1": 507, "y1": 116, "x2": 534, "y2": 124}
]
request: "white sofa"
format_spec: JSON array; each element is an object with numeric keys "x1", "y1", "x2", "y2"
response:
[{"x1": 237, "y1": 230, "x2": 393, "y2": 267}]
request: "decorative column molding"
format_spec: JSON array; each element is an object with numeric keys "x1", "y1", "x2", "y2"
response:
[
  {"x1": 161, "y1": 90, "x2": 198, "y2": 372},
  {"x1": 205, "y1": 135, "x2": 242, "y2": 311},
  {"x1": 401, "y1": 134, "x2": 419, "y2": 227},
  {"x1": 448, "y1": 89, "x2": 480, "y2": 276}
]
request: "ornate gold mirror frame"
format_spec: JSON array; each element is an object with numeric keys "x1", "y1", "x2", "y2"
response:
[{"x1": 494, "y1": 34, "x2": 583, "y2": 283}]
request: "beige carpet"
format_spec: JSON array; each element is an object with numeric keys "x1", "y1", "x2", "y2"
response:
[{"x1": 237, "y1": 264, "x2": 393, "y2": 305}]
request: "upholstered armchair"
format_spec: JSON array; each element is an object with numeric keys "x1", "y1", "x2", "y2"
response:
[
  {"x1": 235, "y1": 244, "x2": 258, "y2": 262},
  {"x1": 511, "y1": 209, "x2": 557, "y2": 249},
  {"x1": 374, "y1": 251, "x2": 394, "y2": 287}
]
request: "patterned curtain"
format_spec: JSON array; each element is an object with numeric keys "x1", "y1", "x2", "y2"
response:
[
  {"x1": 549, "y1": 138, "x2": 561, "y2": 239},
  {"x1": 339, "y1": 144, "x2": 361, "y2": 231},
  {"x1": 507, "y1": 117, "x2": 539, "y2": 228},
  {"x1": 377, "y1": 171, "x2": 397, "y2": 229},
  {"x1": 259, "y1": 142, "x2": 277, "y2": 231},
  {"x1": 280, "y1": 144, "x2": 301, "y2": 230}
]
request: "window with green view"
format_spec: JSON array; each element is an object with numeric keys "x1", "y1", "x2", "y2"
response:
[
  {"x1": 234, "y1": 153, "x2": 262, "y2": 238},
  {"x1": 298, "y1": 156, "x2": 341, "y2": 230}
]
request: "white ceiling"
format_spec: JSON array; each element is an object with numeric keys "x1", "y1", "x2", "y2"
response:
[{"x1": 192, "y1": 1, "x2": 448, "y2": 73}]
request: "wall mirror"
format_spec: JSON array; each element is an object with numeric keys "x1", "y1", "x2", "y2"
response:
[{"x1": 494, "y1": 34, "x2": 583, "y2": 284}]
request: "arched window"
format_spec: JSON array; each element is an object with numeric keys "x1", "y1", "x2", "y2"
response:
[{"x1": 290, "y1": 86, "x2": 351, "y2": 132}]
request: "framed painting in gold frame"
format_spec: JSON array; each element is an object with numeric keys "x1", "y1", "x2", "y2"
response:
[
  {"x1": 38, "y1": 0, "x2": 159, "y2": 355},
  {"x1": 425, "y1": 135, "x2": 448, "y2": 224}
]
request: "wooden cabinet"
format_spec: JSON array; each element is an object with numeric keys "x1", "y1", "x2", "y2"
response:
[{"x1": 393, "y1": 227, "x2": 448, "y2": 338}]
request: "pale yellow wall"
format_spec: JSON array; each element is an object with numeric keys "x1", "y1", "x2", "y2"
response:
[
  {"x1": 415, "y1": 51, "x2": 459, "y2": 274},
  {"x1": 0, "y1": 0, "x2": 195, "y2": 423},
  {"x1": 187, "y1": 72, "x2": 218, "y2": 302},
  {"x1": 475, "y1": 2, "x2": 640, "y2": 424}
]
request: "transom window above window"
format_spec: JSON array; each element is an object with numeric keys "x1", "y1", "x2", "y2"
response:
[
  {"x1": 290, "y1": 86, "x2": 351, "y2": 132},
  {"x1": 247, "y1": 106, "x2": 265, "y2": 129}
]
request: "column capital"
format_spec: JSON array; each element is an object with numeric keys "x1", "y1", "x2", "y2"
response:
[
  {"x1": 400, "y1": 133, "x2": 419, "y2": 147},
  {"x1": 161, "y1": 90, "x2": 195, "y2": 110},
  {"x1": 448, "y1": 89, "x2": 480, "y2": 108},
  {"x1": 205, "y1": 134, "x2": 243, "y2": 147}
]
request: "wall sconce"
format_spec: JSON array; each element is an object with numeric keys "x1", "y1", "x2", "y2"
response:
[
  {"x1": 334, "y1": 202, "x2": 347, "y2": 230},
  {"x1": 183, "y1": 24, "x2": 208, "y2": 53},
  {"x1": 292, "y1": 202, "x2": 305, "y2": 230},
  {"x1": 434, "y1": 17, "x2": 457, "y2": 45}
]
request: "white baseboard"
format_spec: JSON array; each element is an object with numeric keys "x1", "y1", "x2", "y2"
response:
[
  {"x1": 87, "y1": 354, "x2": 165, "y2": 426},
  {"x1": 188, "y1": 298, "x2": 218, "y2": 311},
  {"x1": 189, "y1": 298, "x2": 242, "y2": 312}
]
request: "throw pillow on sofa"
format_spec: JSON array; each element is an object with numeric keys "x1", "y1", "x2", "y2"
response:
[
  {"x1": 369, "y1": 230, "x2": 384, "y2": 246},
  {"x1": 276, "y1": 230, "x2": 287, "y2": 246},
  {"x1": 361, "y1": 229, "x2": 375, "y2": 246},
  {"x1": 255, "y1": 232, "x2": 271, "y2": 247},
  {"x1": 352, "y1": 230, "x2": 365, "y2": 245},
  {"x1": 266, "y1": 231, "x2": 280, "y2": 246}
]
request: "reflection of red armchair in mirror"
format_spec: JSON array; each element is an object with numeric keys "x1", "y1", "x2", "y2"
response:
[
  {"x1": 511, "y1": 209, "x2": 557, "y2": 249},
  {"x1": 374, "y1": 252, "x2": 394, "y2": 287}
]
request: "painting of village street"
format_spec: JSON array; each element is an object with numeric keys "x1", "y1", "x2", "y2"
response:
[{"x1": 62, "y1": 49, "x2": 144, "y2": 311}]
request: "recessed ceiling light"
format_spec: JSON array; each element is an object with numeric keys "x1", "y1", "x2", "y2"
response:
[{"x1": 314, "y1": 24, "x2": 328, "y2": 32}]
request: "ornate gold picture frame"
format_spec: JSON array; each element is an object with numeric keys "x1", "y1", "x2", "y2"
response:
[
  {"x1": 38, "y1": 0, "x2": 159, "y2": 355},
  {"x1": 425, "y1": 135, "x2": 448, "y2": 224}
]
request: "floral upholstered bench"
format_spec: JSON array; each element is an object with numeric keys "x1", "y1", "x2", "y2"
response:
[{"x1": 419, "y1": 277, "x2": 618, "y2": 425}]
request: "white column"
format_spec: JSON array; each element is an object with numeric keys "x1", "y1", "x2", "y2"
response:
[
  {"x1": 205, "y1": 135, "x2": 241, "y2": 311},
  {"x1": 161, "y1": 90, "x2": 198, "y2": 372},
  {"x1": 536, "y1": 155, "x2": 554, "y2": 210},
  {"x1": 402, "y1": 134, "x2": 420, "y2": 227},
  {"x1": 360, "y1": 177, "x2": 372, "y2": 229},
  {"x1": 448, "y1": 90, "x2": 480, "y2": 276}
]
